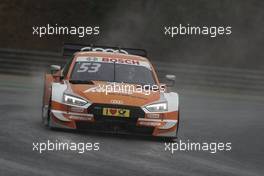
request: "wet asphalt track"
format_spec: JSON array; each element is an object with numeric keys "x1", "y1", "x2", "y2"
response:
[{"x1": 0, "y1": 74, "x2": 263, "y2": 176}]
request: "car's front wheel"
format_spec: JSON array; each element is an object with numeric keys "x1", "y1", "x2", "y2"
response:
[{"x1": 41, "y1": 101, "x2": 51, "y2": 128}]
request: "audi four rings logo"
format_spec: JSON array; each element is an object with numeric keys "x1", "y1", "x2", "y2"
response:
[
  {"x1": 110, "y1": 100, "x2": 123, "y2": 104},
  {"x1": 81, "y1": 47, "x2": 129, "y2": 54}
]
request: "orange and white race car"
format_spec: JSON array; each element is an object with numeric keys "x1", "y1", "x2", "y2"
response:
[{"x1": 42, "y1": 44, "x2": 179, "y2": 139}]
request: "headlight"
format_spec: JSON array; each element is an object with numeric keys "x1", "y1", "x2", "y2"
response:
[
  {"x1": 63, "y1": 94, "x2": 88, "y2": 106},
  {"x1": 145, "y1": 102, "x2": 167, "y2": 112}
]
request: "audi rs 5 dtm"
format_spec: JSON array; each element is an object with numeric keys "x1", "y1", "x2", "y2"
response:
[{"x1": 42, "y1": 44, "x2": 179, "y2": 138}]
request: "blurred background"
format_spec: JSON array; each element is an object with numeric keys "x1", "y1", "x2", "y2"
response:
[{"x1": 0, "y1": 0, "x2": 264, "y2": 69}]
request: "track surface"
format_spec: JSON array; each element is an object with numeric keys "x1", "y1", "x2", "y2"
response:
[{"x1": 0, "y1": 74, "x2": 263, "y2": 176}]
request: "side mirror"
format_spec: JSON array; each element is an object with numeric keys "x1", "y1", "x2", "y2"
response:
[
  {"x1": 165, "y1": 74, "x2": 176, "y2": 87},
  {"x1": 50, "y1": 65, "x2": 63, "y2": 81},
  {"x1": 50, "y1": 65, "x2": 61, "y2": 74}
]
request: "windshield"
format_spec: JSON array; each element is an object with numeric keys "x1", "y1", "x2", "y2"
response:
[{"x1": 70, "y1": 61, "x2": 156, "y2": 85}]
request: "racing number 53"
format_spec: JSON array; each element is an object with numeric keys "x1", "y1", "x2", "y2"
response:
[{"x1": 77, "y1": 63, "x2": 101, "y2": 73}]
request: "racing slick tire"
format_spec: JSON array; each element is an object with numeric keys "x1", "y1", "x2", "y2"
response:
[{"x1": 41, "y1": 100, "x2": 52, "y2": 129}]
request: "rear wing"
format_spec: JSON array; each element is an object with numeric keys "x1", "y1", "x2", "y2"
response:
[{"x1": 62, "y1": 43, "x2": 147, "y2": 57}]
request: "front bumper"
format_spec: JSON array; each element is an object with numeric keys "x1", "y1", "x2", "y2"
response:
[{"x1": 49, "y1": 102, "x2": 179, "y2": 137}]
